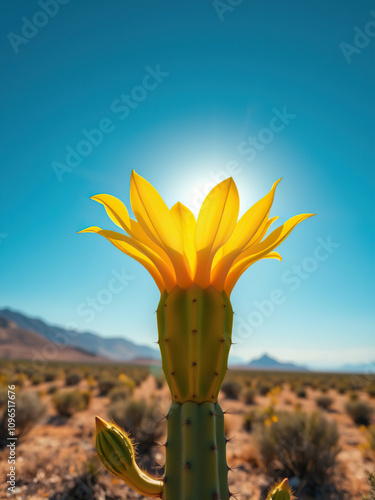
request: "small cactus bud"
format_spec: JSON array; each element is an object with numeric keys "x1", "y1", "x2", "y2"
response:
[
  {"x1": 266, "y1": 478, "x2": 295, "y2": 500},
  {"x1": 95, "y1": 416, "x2": 164, "y2": 497}
]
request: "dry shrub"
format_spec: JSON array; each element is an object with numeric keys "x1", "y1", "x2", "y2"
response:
[
  {"x1": 109, "y1": 386, "x2": 130, "y2": 404},
  {"x1": 0, "y1": 392, "x2": 46, "y2": 446},
  {"x1": 98, "y1": 376, "x2": 119, "y2": 396},
  {"x1": 243, "y1": 388, "x2": 256, "y2": 405},
  {"x1": 258, "y1": 410, "x2": 339, "y2": 492},
  {"x1": 346, "y1": 400, "x2": 373, "y2": 426},
  {"x1": 53, "y1": 389, "x2": 91, "y2": 417},
  {"x1": 363, "y1": 471, "x2": 375, "y2": 500},
  {"x1": 295, "y1": 387, "x2": 307, "y2": 398},
  {"x1": 65, "y1": 372, "x2": 82, "y2": 386},
  {"x1": 316, "y1": 395, "x2": 333, "y2": 410},
  {"x1": 107, "y1": 398, "x2": 165, "y2": 455},
  {"x1": 221, "y1": 380, "x2": 241, "y2": 400}
]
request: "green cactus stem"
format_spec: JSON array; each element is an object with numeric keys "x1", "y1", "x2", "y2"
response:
[
  {"x1": 157, "y1": 285, "x2": 233, "y2": 404},
  {"x1": 163, "y1": 401, "x2": 228, "y2": 500}
]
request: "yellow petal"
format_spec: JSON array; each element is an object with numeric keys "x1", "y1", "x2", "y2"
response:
[
  {"x1": 91, "y1": 194, "x2": 131, "y2": 232},
  {"x1": 79, "y1": 226, "x2": 175, "y2": 292},
  {"x1": 249, "y1": 216, "x2": 279, "y2": 247},
  {"x1": 130, "y1": 171, "x2": 191, "y2": 287},
  {"x1": 130, "y1": 171, "x2": 182, "y2": 251},
  {"x1": 211, "y1": 180, "x2": 281, "y2": 289},
  {"x1": 194, "y1": 177, "x2": 239, "y2": 287},
  {"x1": 91, "y1": 193, "x2": 176, "y2": 277},
  {"x1": 170, "y1": 202, "x2": 197, "y2": 278},
  {"x1": 224, "y1": 212, "x2": 315, "y2": 294},
  {"x1": 224, "y1": 252, "x2": 282, "y2": 295}
]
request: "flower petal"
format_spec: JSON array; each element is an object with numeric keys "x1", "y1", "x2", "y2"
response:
[
  {"x1": 211, "y1": 180, "x2": 281, "y2": 289},
  {"x1": 224, "y1": 213, "x2": 315, "y2": 294},
  {"x1": 130, "y1": 171, "x2": 182, "y2": 252},
  {"x1": 90, "y1": 194, "x2": 176, "y2": 278},
  {"x1": 130, "y1": 171, "x2": 191, "y2": 287},
  {"x1": 224, "y1": 252, "x2": 282, "y2": 294},
  {"x1": 91, "y1": 194, "x2": 131, "y2": 232},
  {"x1": 79, "y1": 226, "x2": 175, "y2": 291},
  {"x1": 194, "y1": 177, "x2": 239, "y2": 287},
  {"x1": 170, "y1": 202, "x2": 197, "y2": 278}
]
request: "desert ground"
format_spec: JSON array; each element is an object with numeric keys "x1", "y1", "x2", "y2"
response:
[{"x1": 0, "y1": 361, "x2": 374, "y2": 500}]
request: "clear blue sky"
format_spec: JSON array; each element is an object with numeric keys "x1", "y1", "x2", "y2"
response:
[{"x1": 1, "y1": 1, "x2": 374, "y2": 369}]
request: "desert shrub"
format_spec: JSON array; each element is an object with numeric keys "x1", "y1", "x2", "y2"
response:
[
  {"x1": 243, "y1": 388, "x2": 256, "y2": 405},
  {"x1": 107, "y1": 398, "x2": 165, "y2": 454},
  {"x1": 53, "y1": 390, "x2": 91, "y2": 417},
  {"x1": 363, "y1": 471, "x2": 375, "y2": 500},
  {"x1": 346, "y1": 400, "x2": 373, "y2": 426},
  {"x1": 44, "y1": 371, "x2": 58, "y2": 382},
  {"x1": 367, "y1": 385, "x2": 375, "y2": 398},
  {"x1": 0, "y1": 392, "x2": 46, "y2": 446},
  {"x1": 320, "y1": 386, "x2": 329, "y2": 394},
  {"x1": 65, "y1": 372, "x2": 82, "y2": 386},
  {"x1": 154, "y1": 375, "x2": 165, "y2": 389},
  {"x1": 109, "y1": 386, "x2": 130, "y2": 404},
  {"x1": 98, "y1": 376, "x2": 119, "y2": 396},
  {"x1": 243, "y1": 411, "x2": 256, "y2": 432},
  {"x1": 296, "y1": 387, "x2": 306, "y2": 398},
  {"x1": 349, "y1": 391, "x2": 359, "y2": 401},
  {"x1": 118, "y1": 373, "x2": 136, "y2": 390},
  {"x1": 337, "y1": 384, "x2": 348, "y2": 394},
  {"x1": 48, "y1": 384, "x2": 58, "y2": 395},
  {"x1": 31, "y1": 374, "x2": 44, "y2": 385},
  {"x1": 316, "y1": 396, "x2": 333, "y2": 411},
  {"x1": 258, "y1": 411, "x2": 339, "y2": 491},
  {"x1": 221, "y1": 381, "x2": 242, "y2": 400},
  {"x1": 257, "y1": 382, "x2": 272, "y2": 396},
  {"x1": 9, "y1": 373, "x2": 27, "y2": 389}
]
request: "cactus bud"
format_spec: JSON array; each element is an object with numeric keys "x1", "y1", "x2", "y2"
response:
[
  {"x1": 95, "y1": 416, "x2": 164, "y2": 498},
  {"x1": 266, "y1": 478, "x2": 295, "y2": 500}
]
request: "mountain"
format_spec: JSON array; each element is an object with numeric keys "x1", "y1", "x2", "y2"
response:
[
  {"x1": 0, "y1": 316, "x2": 106, "y2": 362},
  {"x1": 247, "y1": 353, "x2": 309, "y2": 372},
  {"x1": 0, "y1": 308, "x2": 160, "y2": 363}
]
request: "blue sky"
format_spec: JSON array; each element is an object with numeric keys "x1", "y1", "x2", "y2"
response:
[{"x1": 1, "y1": 1, "x2": 374, "y2": 369}]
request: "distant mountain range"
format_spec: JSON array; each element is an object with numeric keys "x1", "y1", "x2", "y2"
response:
[
  {"x1": 0, "y1": 316, "x2": 107, "y2": 363},
  {"x1": 0, "y1": 308, "x2": 160, "y2": 363},
  {"x1": 0, "y1": 308, "x2": 372, "y2": 372},
  {"x1": 247, "y1": 353, "x2": 309, "y2": 372}
]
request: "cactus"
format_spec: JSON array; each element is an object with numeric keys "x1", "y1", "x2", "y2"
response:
[
  {"x1": 82, "y1": 171, "x2": 313, "y2": 499},
  {"x1": 267, "y1": 479, "x2": 294, "y2": 500}
]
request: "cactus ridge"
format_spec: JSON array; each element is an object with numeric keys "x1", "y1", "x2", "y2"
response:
[
  {"x1": 157, "y1": 285, "x2": 233, "y2": 403},
  {"x1": 163, "y1": 401, "x2": 229, "y2": 500}
]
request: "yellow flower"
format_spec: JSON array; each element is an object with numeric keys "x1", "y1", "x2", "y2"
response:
[{"x1": 80, "y1": 171, "x2": 314, "y2": 295}]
